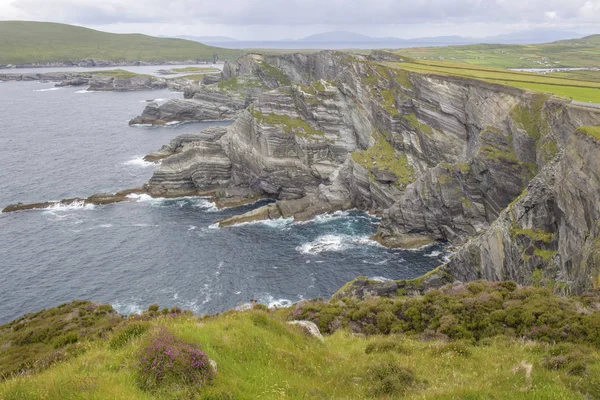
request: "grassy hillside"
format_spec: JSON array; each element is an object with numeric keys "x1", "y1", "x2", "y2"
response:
[
  {"x1": 383, "y1": 58, "x2": 600, "y2": 103},
  {"x1": 2, "y1": 282, "x2": 600, "y2": 399},
  {"x1": 395, "y1": 35, "x2": 600, "y2": 69},
  {"x1": 0, "y1": 21, "x2": 244, "y2": 65}
]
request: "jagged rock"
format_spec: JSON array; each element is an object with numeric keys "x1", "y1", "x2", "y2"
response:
[
  {"x1": 88, "y1": 75, "x2": 167, "y2": 91},
  {"x1": 445, "y1": 126, "x2": 600, "y2": 292},
  {"x1": 287, "y1": 321, "x2": 324, "y2": 342},
  {"x1": 371, "y1": 169, "x2": 397, "y2": 184}
]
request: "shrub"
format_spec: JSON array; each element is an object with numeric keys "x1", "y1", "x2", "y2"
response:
[
  {"x1": 367, "y1": 362, "x2": 418, "y2": 396},
  {"x1": 430, "y1": 341, "x2": 472, "y2": 358},
  {"x1": 365, "y1": 337, "x2": 411, "y2": 355},
  {"x1": 137, "y1": 328, "x2": 215, "y2": 390},
  {"x1": 148, "y1": 304, "x2": 160, "y2": 313},
  {"x1": 109, "y1": 322, "x2": 150, "y2": 349},
  {"x1": 52, "y1": 332, "x2": 78, "y2": 348}
]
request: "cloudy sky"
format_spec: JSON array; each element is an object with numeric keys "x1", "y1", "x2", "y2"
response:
[{"x1": 0, "y1": 0, "x2": 599, "y2": 39}]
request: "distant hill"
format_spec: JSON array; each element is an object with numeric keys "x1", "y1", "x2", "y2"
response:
[
  {"x1": 395, "y1": 34, "x2": 600, "y2": 69},
  {"x1": 0, "y1": 21, "x2": 244, "y2": 65},
  {"x1": 300, "y1": 31, "x2": 382, "y2": 43},
  {"x1": 297, "y1": 29, "x2": 583, "y2": 45},
  {"x1": 176, "y1": 35, "x2": 239, "y2": 43}
]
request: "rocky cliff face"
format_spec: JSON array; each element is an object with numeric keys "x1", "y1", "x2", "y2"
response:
[{"x1": 11, "y1": 50, "x2": 599, "y2": 293}]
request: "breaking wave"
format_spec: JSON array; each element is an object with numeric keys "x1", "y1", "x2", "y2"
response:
[
  {"x1": 33, "y1": 87, "x2": 60, "y2": 92},
  {"x1": 123, "y1": 156, "x2": 156, "y2": 168},
  {"x1": 296, "y1": 234, "x2": 381, "y2": 254},
  {"x1": 43, "y1": 200, "x2": 95, "y2": 212},
  {"x1": 229, "y1": 217, "x2": 293, "y2": 229}
]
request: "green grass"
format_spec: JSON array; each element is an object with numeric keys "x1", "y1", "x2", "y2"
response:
[
  {"x1": 548, "y1": 69, "x2": 600, "y2": 82},
  {"x1": 351, "y1": 132, "x2": 415, "y2": 187},
  {"x1": 402, "y1": 113, "x2": 434, "y2": 135},
  {"x1": 511, "y1": 227, "x2": 554, "y2": 243},
  {"x1": 173, "y1": 73, "x2": 219, "y2": 83},
  {"x1": 88, "y1": 69, "x2": 150, "y2": 79},
  {"x1": 0, "y1": 301, "x2": 122, "y2": 378},
  {"x1": 576, "y1": 125, "x2": 600, "y2": 141},
  {"x1": 251, "y1": 108, "x2": 326, "y2": 141},
  {"x1": 0, "y1": 21, "x2": 244, "y2": 65},
  {"x1": 384, "y1": 59, "x2": 600, "y2": 103},
  {"x1": 394, "y1": 35, "x2": 600, "y2": 69},
  {"x1": 3, "y1": 285, "x2": 600, "y2": 399}
]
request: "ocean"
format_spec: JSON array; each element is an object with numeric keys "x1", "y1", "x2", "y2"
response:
[{"x1": 0, "y1": 67, "x2": 445, "y2": 323}]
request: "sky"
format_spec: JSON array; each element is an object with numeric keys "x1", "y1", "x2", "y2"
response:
[{"x1": 0, "y1": 0, "x2": 599, "y2": 40}]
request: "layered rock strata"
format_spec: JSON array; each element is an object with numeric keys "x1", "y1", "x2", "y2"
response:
[{"x1": 6, "y1": 50, "x2": 600, "y2": 293}]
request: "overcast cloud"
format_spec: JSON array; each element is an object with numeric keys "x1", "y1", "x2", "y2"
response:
[{"x1": 0, "y1": 0, "x2": 598, "y2": 39}]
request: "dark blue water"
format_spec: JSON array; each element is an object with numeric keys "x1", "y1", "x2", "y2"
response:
[{"x1": 0, "y1": 78, "x2": 445, "y2": 323}]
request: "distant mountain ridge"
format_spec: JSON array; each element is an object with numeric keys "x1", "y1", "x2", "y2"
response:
[{"x1": 185, "y1": 29, "x2": 585, "y2": 47}]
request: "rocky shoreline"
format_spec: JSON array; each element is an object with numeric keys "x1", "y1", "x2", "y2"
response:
[
  {"x1": 0, "y1": 69, "x2": 222, "y2": 92},
  {"x1": 5, "y1": 50, "x2": 600, "y2": 295},
  {"x1": 0, "y1": 59, "x2": 218, "y2": 70}
]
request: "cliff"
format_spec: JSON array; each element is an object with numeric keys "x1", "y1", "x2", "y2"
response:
[
  {"x1": 5, "y1": 51, "x2": 600, "y2": 293},
  {"x1": 140, "y1": 51, "x2": 600, "y2": 293}
]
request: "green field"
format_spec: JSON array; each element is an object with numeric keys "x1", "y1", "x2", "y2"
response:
[
  {"x1": 395, "y1": 35, "x2": 600, "y2": 69},
  {"x1": 385, "y1": 59, "x2": 600, "y2": 103},
  {"x1": 0, "y1": 21, "x2": 244, "y2": 65}
]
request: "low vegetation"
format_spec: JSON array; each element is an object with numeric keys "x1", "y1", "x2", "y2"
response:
[
  {"x1": 352, "y1": 132, "x2": 415, "y2": 187},
  {"x1": 2, "y1": 281, "x2": 600, "y2": 398},
  {"x1": 251, "y1": 107, "x2": 326, "y2": 141},
  {"x1": 577, "y1": 125, "x2": 600, "y2": 142},
  {"x1": 88, "y1": 69, "x2": 150, "y2": 79},
  {"x1": 0, "y1": 21, "x2": 243, "y2": 65},
  {"x1": 384, "y1": 59, "x2": 600, "y2": 103},
  {"x1": 217, "y1": 77, "x2": 266, "y2": 91}
]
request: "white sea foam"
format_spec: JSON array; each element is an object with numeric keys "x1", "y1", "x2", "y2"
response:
[
  {"x1": 229, "y1": 217, "x2": 293, "y2": 228},
  {"x1": 75, "y1": 89, "x2": 99, "y2": 94},
  {"x1": 370, "y1": 276, "x2": 393, "y2": 282},
  {"x1": 43, "y1": 200, "x2": 95, "y2": 212},
  {"x1": 425, "y1": 251, "x2": 442, "y2": 258},
  {"x1": 362, "y1": 258, "x2": 393, "y2": 265},
  {"x1": 188, "y1": 225, "x2": 197, "y2": 231},
  {"x1": 208, "y1": 223, "x2": 220, "y2": 230},
  {"x1": 261, "y1": 295, "x2": 294, "y2": 309},
  {"x1": 140, "y1": 98, "x2": 166, "y2": 103},
  {"x1": 190, "y1": 197, "x2": 218, "y2": 212},
  {"x1": 296, "y1": 234, "x2": 380, "y2": 255},
  {"x1": 98, "y1": 224, "x2": 113, "y2": 228},
  {"x1": 126, "y1": 193, "x2": 155, "y2": 202},
  {"x1": 123, "y1": 156, "x2": 156, "y2": 168},
  {"x1": 33, "y1": 87, "x2": 60, "y2": 92}
]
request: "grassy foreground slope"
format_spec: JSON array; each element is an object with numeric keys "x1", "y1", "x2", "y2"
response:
[
  {"x1": 0, "y1": 21, "x2": 244, "y2": 65},
  {"x1": 3, "y1": 282, "x2": 600, "y2": 399},
  {"x1": 394, "y1": 35, "x2": 600, "y2": 69}
]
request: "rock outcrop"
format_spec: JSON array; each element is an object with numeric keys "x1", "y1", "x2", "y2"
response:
[
  {"x1": 0, "y1": 71, "x2": 212, "y2": 92},
  {"x1": 139, "y1": 51, "x2": 600, "y2": 292},
  {"x1": 87, "y1": 75, "x2": 167, "y2": 91}
]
